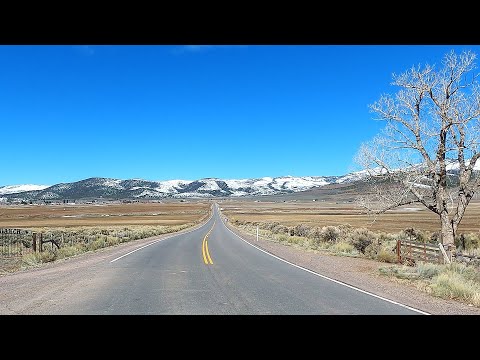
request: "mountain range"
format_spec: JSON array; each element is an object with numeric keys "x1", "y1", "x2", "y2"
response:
[
  {"x1": 0, "y1": 173, "x2": 367, "y2": 201},
  {"x1": 2, "y1": 159, "x2": 478, "y2": 202}
]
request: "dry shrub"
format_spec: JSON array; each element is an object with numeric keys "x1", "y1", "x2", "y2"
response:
[
  {"x1": 277, "y1": 234, "x2": 290, "y2": 243},
  {"x1": 376, "y1": 249, "x2": 397, "y2": 263},
  {"x1": 337, "y1": 224, "x2": 353, "y2": 234},
  {"x1": 455, "y1": 233, "x2": 480, "y2": 251},
  {"x1": 22, "y1": 251, "x2": 57, "y2": 266},
  {"x1": 321, "y1": 226, "x2": 342, "y2": 243},
  {"x1": 308, "y1": 226, "x2": 323, "y2": 240},
  {"x1": 347, "y1": 228, "x2": 375, "y2": 254},
  {"x1": 293, "y1": 224, "x2": 310, "y2": 237},
  {"x1": 263, "y1": 222, "x2": 289, "y2": 234},
  {"x1": 331, "y1": 241, "x2": 355, "y2": 254},
  {"x1": 400, "y1": 228, "x2": 428, "y2": 242},
  {"x1": 57, "y1": 245, "x2": 84, "y2": 259},
  {"x1": 431, "y1": 271, "x2": 480, "y2": 306}
]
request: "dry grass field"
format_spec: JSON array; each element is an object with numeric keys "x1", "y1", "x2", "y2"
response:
[
  {"x1": 3, "y1": 198, "x2": 476, "y2": 234},
  {"x1": 0, "y1": 202, "x2": 211, "y2": 229},
  {"x1": 219, "y1": 199, "x2": 480, "y2": 234}
]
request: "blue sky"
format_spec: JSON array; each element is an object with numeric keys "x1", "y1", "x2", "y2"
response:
[{"x1": 2, "y1": 44, "x2": 479, "y2": 186}]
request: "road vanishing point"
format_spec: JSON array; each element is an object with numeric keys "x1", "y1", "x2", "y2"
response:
[{"x1": 0, "y1": 204, "x2": 427, "y2": 315}]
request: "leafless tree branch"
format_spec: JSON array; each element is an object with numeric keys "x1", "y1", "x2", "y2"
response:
[{"x1": 355, "y1": 50, "x2": 480, "y2": 248}]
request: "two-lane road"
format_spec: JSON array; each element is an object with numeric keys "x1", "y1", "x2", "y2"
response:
[{"x1": 0, "y1": 204, "x2": 426, "y2": 314}]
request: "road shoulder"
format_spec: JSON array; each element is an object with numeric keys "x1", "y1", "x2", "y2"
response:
[{"x1": 225, "y1": 221, "x2": 480, "y2": 315}]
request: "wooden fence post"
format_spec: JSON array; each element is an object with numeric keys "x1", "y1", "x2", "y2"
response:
[
  {"x1": 396, "y1": 239, "x2": 401, "y2": 263},
  {"x1": 39, "y1": 233, "x2": 43, "y2": 252},
  {"x1": 32, "y1": 233, "x2": 37, "y2": 253},
  {"x1": 438, "y1": 243, "x2": 451, "y2": 264}
]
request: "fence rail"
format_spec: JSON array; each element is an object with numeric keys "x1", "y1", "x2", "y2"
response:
[
  {"x1": 453, "y1": 252, "x2": 480, "y2": 266},
  {"x1": 396, "y1": 239, "x2": 445, "y2": 265}
]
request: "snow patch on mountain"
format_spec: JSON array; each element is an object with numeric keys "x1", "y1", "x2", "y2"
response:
[
  {"x1": 173, "y1": 192, "x2": 213, "y2": 198},
  {"x1": 0, "y1": 184, "x2": 50, "y2": 195},
  {"x1": 271, "y1": 176, "x2": 329, "y2": 190},
  {"x1": 39, "y1": 191, "x2": 59, "y2": 199},
  {"x1": 446, "y1": 160, "x2": 480, "y2": 171},
  {"x1": 155, "y1": 180, "x2": 189, "y2": 194},
  {"x1": 102, "y1": 179, "x2": 123, "y2": 189},
  {"x1": 51, "y1": 183, "x2": 74, "y2": 191},
  {"x1": 135, "y1": 189, "x2": 160, "y2": 197},
  {"x1": 198, "y1": 179, "x2": 222, "y2": 191}
]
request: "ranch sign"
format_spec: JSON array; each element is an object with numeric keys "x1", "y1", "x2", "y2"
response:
[{"x1": 0, "y1": 228, "x2": 31, "y2": 235}]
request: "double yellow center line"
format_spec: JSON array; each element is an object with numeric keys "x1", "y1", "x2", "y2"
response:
[{"x1": 202, "y1": 220, "x2": 215, "y2": 265}]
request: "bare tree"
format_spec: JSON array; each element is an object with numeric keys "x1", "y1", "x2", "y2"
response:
[{"x1": 356, "y1": 50, "x2": 480, "y2": 256}]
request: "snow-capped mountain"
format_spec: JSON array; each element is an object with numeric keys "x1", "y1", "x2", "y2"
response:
[
  {"x1": 4, "y1": 159, "x2": 476, "y2": 201},
  {"x1": 0, "y1": 184, "x2": 50, "y2": 195},
  {"x1": 0, "y1": 174, "x2": 362, "y2": 201},
  {"x1": 446, "y1": 159, "x2": 480, "y2": 171}
]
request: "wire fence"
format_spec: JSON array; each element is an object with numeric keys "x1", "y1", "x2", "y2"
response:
[
  {"x1": 0, "y1": 228, "x2": 35, "y2": 257},
  {"x1": 39, "y1": 228, "x2": 135, "y2": 249},
  {"x1": 0, "y1": 225, "x2": 193, "y2": 258}
]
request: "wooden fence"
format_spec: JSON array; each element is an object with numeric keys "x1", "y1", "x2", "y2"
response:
[{"x1": 396, "y1": 239, "x2": 448, "y2": 265}]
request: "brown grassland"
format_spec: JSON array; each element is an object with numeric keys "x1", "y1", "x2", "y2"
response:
[
  {"x1": 1, "y1": 198, "x2": 478, "y2": 234},
  {"x1": 0, "y1": 202, "x2": 210, "y2": 229},
  {"x1": 219, "y1": 199, "x2": 480, "y2": 234}
]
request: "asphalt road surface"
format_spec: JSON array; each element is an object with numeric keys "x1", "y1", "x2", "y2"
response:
[{"x1": 0, "y1": 204, "x2": 426, "y2": 315}]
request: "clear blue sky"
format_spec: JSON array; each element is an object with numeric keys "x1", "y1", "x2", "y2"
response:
[{"x1": 2, "y1": 44, "x2": 479, "y2": 186}]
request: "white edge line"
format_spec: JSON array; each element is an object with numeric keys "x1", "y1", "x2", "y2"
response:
[
  {"x1": 110, "y1": 210, "x2": 214, "y2": 263},
  {"x1": 223, "y1": 221, "x2": 430, "y2": 315}
]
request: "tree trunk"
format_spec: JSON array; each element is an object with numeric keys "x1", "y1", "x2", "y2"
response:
[{"x1": 440, "y1": 210, "x2": 456, "y2": 260}]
